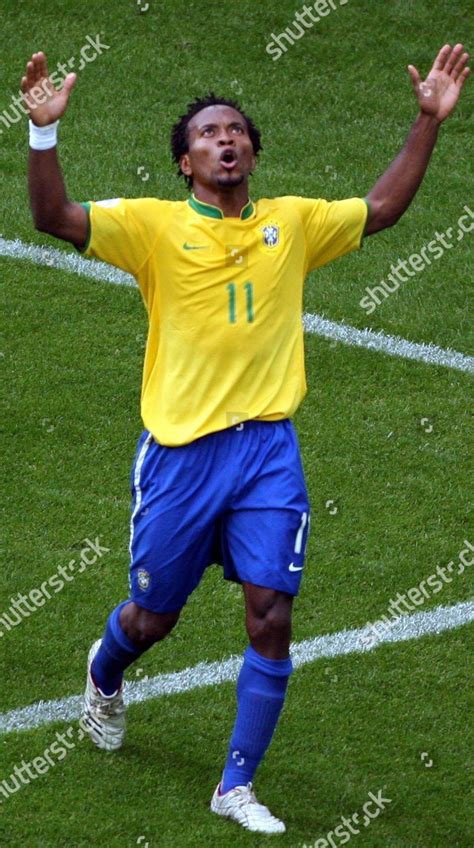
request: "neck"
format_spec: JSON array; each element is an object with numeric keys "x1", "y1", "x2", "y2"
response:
[{"x1": 192, "y1": 183, "x2": 250, "y2": 218}]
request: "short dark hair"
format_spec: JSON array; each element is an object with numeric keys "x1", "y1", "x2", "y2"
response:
[{"x1": 170, "y1": 92, "x2": 262, "y2": 190}]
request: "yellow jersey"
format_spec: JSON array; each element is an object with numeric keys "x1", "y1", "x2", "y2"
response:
[{"x1": 80, "y1": 193, "x2": 368, "y2": 446}]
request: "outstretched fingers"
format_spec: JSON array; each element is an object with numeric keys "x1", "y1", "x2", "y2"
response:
[
  {"x1": 443, "y1": 43, "x2": 465, "y2": 74},
  {"x1": 432, "y1": 43, "x2": 452, "y2": 72},
  {"x1": 25, "y1": 52, "x2": 48, "y2": 91},
  {"x1": 37, "y1": 52, "x2": 49, "y2": 82},
  {"x1": 25, "y1": 60, "x2": 35, "y2": 91},
  {"x1": 457, "y1": 65, "x2": 471, "y2": 89},
  {"x1": 62, "y1": 73, "x2": 77, "y2": 96},
  {"x1": 32, "y1": 52, "x2": 47, "y2": 85},
  {"x1": 407, "y1": 64, "x2": 421, "y2": 92},
  {"x1": 418, "y1": 44, "x2": 469, "y2": 82},
  {"x1": 452, "y1": 51, "x2": 470, "y2": 83}
]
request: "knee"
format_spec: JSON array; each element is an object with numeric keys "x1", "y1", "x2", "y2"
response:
[
  {"x1": 121, "y1": 603, "x2": 181, "y2": 648},
  {"x1": 246, "y1": 599, "x2": 292, "y2": 646}
]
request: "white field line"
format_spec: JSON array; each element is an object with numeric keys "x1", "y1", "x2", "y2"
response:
[
  {"x1": 1, "y1": 237, "x2": 472, "y2": 374},
  {"x1": 0, "y1": 237, "x2": 134, "y2": 287},
  {"x1": 301, "y1": 313, "x2": 473, "y2": 374},
  {"x1": 1, "y1": 600, "x2": 472, "y2": 736}
]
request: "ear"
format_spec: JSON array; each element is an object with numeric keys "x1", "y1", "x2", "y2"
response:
[
  {"x1": 249, "y1": 153, "x2": 257, "y2": 174},
  {"x1": 180, "y1": 153, "x2": 192, "y2": 178}
]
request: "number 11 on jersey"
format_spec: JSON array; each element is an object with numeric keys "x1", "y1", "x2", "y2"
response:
[{"x1": 227, "y1": 282, "x2": 254, "y2": 324}]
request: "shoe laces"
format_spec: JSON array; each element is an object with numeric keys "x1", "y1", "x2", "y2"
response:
[
  {"x1": 235, "y1": 783, "x2": 261, "y2": 809},
  {"x1": 91, "y1": 685, "x2": 122, "y2": 716},
  {"x1": 98, "y1": 697, "x2": 121, "y2": 717}
]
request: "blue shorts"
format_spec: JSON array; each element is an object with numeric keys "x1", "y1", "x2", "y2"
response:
[{"x1": 128, "y1": 419, "x2": 311, "y2": 613}]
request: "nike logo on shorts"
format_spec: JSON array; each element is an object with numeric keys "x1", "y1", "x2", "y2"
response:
[{"x1": 288, "y1": 562, "x2": 304, "y2": 572}]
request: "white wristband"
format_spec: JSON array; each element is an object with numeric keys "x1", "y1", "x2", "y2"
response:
[{"x1": 29, "y1": 119, "x2": 59, "y2": 151}]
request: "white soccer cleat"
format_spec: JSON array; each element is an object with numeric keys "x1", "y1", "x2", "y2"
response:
[
  {"x1": 210, "y1": 781, "x2": 286, "y2": 834},
  {"x1": 81, "y1": 639, "x2": 125, "y2": 751}
]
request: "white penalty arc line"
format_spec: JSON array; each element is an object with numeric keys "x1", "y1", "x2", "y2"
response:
[
  {"x1": 1, "y1": 237, "x2": 473, "y2": 375},
  {"x1": 1, "y1": 600, "x2": 472, "y2": 736}
]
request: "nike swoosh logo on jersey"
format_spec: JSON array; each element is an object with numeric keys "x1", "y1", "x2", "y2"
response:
[
  {"x1": 183, "y1": 242, "x2": 208, "y2": 250},
  {"x1": 288, "y1": 562, "x2": 304, "y2": 572}
]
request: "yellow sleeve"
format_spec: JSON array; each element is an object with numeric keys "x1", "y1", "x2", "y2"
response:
[
  {"x1": 78, "y1": 197, "x2": 165, "y2": 277},
  {"x1": 294, "y1": 196, "x2": 369, "y2": 273}
]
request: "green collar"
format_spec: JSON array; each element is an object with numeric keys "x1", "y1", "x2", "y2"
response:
[{"x1": 188, "y1": 193, "x2": 255, "y2": 220}]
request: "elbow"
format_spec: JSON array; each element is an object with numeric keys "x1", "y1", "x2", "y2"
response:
[
  {"x1": 31, "y1": 206, "x2": 51, "y2": 234},
  {"x1": 31, "y1": 202, "x2": 72, "y2": 239},
  {"x1": 366, "y1": 198, "x2": 402, "y2": 235},
  {"x1": 380, "y1": 213, "x2": 402, "y2": 231},
  {"x1": 383, "y1": 206, "x2": 404, "y2": 229},
  {"x1": 33, "y1": 215, "x2": 59, "y2": 236},
  {"x1": 30, "y1": 202, "x2": 63, "y2": 236},
  {"x1": 34, "y1": 220, "x2": 50, "y2": 234}
]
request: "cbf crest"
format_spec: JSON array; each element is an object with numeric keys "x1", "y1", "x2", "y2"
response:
[
  {"x1": 261, "y1": 224, "x2": 280, "y2": 248},
  {"x1": 137, "y1": 569, "x2": 150, "y2": 590},
  {"x1": 258, "y1": 220, "x2": 283, "y2": 255}
]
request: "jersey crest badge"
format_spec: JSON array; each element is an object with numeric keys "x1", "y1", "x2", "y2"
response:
[
  {"x1": 261, "y1": 224, "x2": 279, "y2": 247},
  {"x1": 137, "y1": 569, "x2": 150, "y2": 590}
]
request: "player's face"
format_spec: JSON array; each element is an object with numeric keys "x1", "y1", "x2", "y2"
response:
[{"x1": 180, "y1": 105, "x2": 256, "y2": 191}]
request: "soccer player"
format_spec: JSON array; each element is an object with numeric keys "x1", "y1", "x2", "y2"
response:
[{"x1": 23, "y1": 44, "x2": 469, "y2": 834}]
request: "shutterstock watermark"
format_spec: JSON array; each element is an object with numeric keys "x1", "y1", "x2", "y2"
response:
[
  {"x1": 0, "y1": 719, "x2": 90, "y2": 803},
  {"x1": 360, "y1": 205, "x2": 474, "y2": 314},
  {"x1": 0, "y1": 34, "x2": 110, "y2": 134},
  {"x1": 359, "y1": 539, "x2": 473, "y2": 650},
  {"x1": 266, "y1": 0, "x2": 349, "y2": 61},
  {"x1": 301, "y1": 787, "x2": 392, "y2": 847},
  {"x1": 0, "y1": 537, "x2": 109, "y2": 637}
]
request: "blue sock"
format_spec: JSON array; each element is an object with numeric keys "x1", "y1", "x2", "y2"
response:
[
  {"x1": 91, "y1": 601, "x2": 145, "y2": 695},
  {"x1": 220, "y1": 645, "x2": 293, "y2": 793}
]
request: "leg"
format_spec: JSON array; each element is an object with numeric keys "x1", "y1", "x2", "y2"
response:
[
  {"x1": 83, "y1": 600, "x2": 181, "y2": 751},
  {"x1": 211, "y1": 582, "x2": 293, "y2": 833},
  {"x1": 83, "y1": 426, "x2": 232, "y2": 750},
  {"x1": 91, "y1": 426, "x2": 214, "y2": 696},
  {"x1": 120, "y1": 601, "x2": 181, "y2": 646},
  {"x1": 211, "y1": 421, "x2": 310, "y2": 831},
  {"x1": 90, "y1": 601, "x2": 181, "y2": 695},
  {"x1": 243, "y1": 582, "x2": 294, "y2": 658},
  {"x1": 219, "y1": 583, "x2": 294, "y2": 793}
]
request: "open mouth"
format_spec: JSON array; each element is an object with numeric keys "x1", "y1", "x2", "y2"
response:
[{"x1": 219, "y1": 149, "x2": 238, "y2": 170}]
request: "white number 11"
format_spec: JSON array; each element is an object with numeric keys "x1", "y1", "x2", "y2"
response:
[{"x1": 294, "y1": 511, "x2": 310, "y2": 555}]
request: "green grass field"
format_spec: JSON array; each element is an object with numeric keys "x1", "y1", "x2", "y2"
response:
[{"x1": 1, "y1": 0, "x2": 473, "y2": 845}]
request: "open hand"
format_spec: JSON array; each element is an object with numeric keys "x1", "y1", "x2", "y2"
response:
[
  {"x1": 21, "y1": 52, "x2": 76, "y2": 126},
  {"x1": 408, "y1": 44, "x2": 470, "y2": 123}
]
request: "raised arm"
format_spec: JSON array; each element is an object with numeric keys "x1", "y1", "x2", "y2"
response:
[
  {"x1": 21, "y1": 51, "x2": 88, "y2": 248},
  {"x1": 365, "y1": 44, "x2": 470, "y2": 236}
]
